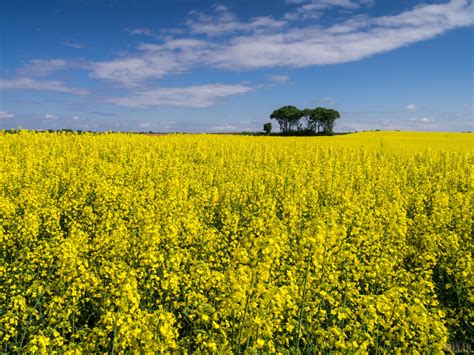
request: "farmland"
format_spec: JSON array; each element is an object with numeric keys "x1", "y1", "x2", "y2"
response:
[{"x1": 0, "y1": 131, "x2": 472, "y2": 352}]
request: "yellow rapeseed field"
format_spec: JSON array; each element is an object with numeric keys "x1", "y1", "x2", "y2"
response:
[{"x1": 0, "y1": 130, "x2": 472, "y2": 353}]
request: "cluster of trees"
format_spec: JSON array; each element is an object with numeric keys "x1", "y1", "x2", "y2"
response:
[{"x1": 265, "y1": 106, "x2": 341, "y2": 135}]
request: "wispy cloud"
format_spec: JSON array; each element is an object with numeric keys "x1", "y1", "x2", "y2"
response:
[
  {"x1": 92, "y1": 0, "x2": 473, "y2": 87},
  {"x1": 209, "y1": 121, "x2": 260, "y2": 132},
  {"x1": 186, "y1": 5, "x2": 286, "y2": 36},
  {"x1": 18, "y1": 58, "x2": 87, "y2": 77},
  {"x1": 44, "y1": 113, "x2": 58, "y2": 120},
  {"x1": 128, "y1": 27, "x2": 159, "y2": 38},
  {"x1": 318, "y1": 97, "x2": 337, "y2": 105},
  {"x1": 130, "y1": 28, "x2": 154, "y2": 36},
  {"x1": 268, "y1": 74, "x2": 290, "y2": 83},
  {"x1": 0, "y1": 77, "x2": 89, "y2": 95},
  {"x1": 5, "y1": 0, "x2": 472, "y2": 118},
  {"x1": 90, "y1": 57, "x2": 174, "y2": 87},
  {"x1": 90, "y1": 39, "x2": 211, "y2": 86},
  {"x1": 211, "y1": 0, "x2": 474, "y2": 70},
  {"x1": 338, "y1": 115, "x2": 440, "y2": 131},
  {"x1": 89, "y1": 111, "x2": 119, "y2": 117},
  {"x1": 19, "y1": 59, "x2": 69, "y2": 77},
  {"x1": 138, "y1": 121, "x2": 176, "y2": 131},
  {"x1": 104, "y1": 83, "x2": 252, "y2": 108},
  {"x1": 410, "y1": 116, "x2": 432, "y2": 123},
  {"x1": 284, "y1": 0, "x2": 369, "y2": 21},
  {"x1": 0, "y1": 111, "x2": 15, "y2": 119},
  {"x1": 209, "y1": 123, "x2": 239, "y2": 131},
  {"x1": 63, "y1": 41, "x2": 85, "y2": 49}
]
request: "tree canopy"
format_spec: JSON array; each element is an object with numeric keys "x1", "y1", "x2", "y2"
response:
[
  {"x1": 270, "y1": 106, "x2": 304, "y2": 133},
  {"x1": 270, "y1": 106, "x2": 340, "y2": 135},
  {"x1": 263, "y1": 122, "x2": 272, "y2": 134}
]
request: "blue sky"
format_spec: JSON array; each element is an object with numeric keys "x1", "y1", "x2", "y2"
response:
[{"x1": 0, "y1": 0, "x2": 473, "y2": 132}]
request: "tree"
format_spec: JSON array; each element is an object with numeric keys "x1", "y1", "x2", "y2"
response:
[
  {"x1": 307, "y1": 107, "x2": 340, "y2": 134},
  {"x1": 269, "y1": 105, "x2": 340, "y2": 134},
  {"x1": 308, "y1": 107, "x2": 324, "y2": 133},
  {"x1": 301, "y1": 108, "x2": 316, "y2": 132},
  {"x1": 270, "y1": 105, "x2": 303, "y2": 133},
  {"x1": 319, "y1": 108, "x2": 340, "y2": 135},
  {"x1": 263, "y1": 122, "x2": 272, "y2": 134}
]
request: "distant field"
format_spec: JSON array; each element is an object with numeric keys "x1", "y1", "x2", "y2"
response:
[
  {"x1": 1, "y1": 131, "x2": 472, "y2": 352},
  {"x1": 334, "y1": 131, "x2": 474, "y2": 150}
]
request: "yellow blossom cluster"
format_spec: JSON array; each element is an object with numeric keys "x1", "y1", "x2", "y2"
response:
[{"x1": 0, "y1": 130, "x2": 472, "y2": 352}]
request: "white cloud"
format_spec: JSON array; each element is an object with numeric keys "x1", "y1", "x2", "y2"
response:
[
  {"x1": 268, "y1": 74, "x2": 290, "y2": 83},
  {"x1": 374, "y1": 0, "x2": 471, "y2": 27},
  {"x1": 0, "y1": 111, "x2": 15, "y2": 119},
  {"x1": 44, "y1": 113, "x2": 58, "y2": 120},
  {"x1": 186, "y1": 5, "x2": 286, "y2": 36},
  {"x1": 129, "y1": 27, "x2": 156, "y2": 37},
  {"x1": 209, "y1": 123, "x2": 239, "y2": 131},
  {"x1": 0, "y1": 77, "x2": 89, "y2": 95},
  {"x1": 90, "y1": 40, "x2": 212, "y2": 86},
  {"x1": 339, "y1": 116, "x2": 440, "y2": 132},
  {"x1": 319, "y1": 97, "x2": 336, "y2": 105},
  {"x1": 91, "y1": 57, "x2": 174, "y2": 87},
  {"x1": 89, "y1": 0, "x2": 474, "y2": 86},
  {"x1": 143, "y1": 39, "x2": 209, "y2": 50},
  {"x1": 410, "y1": 117, "x2": 432, "y2": 123},
  {"x1": 284, "y1": 0, "x2": 364, "y2": 21},
  {"x1": 10, "y1": 0, "x2": 469, "y2": 114},
  {"x1": 285, "y1": 0, "x2": 373, "y2": 4},
  {"x1": 104, "y1": 83, "x2": 252, "y2": 108},
  {"x1": 138, "y1": 121, "x2": 176, "y2": 131},
  {"x1": 211, "y1": 0, "x2": 474, "y2": 70},
  {"x1": 209, "y1": 120, "x2": 275, "y2": 132},
  {"x1": 18, "y1": 58, "x2": 88, "y2": 77},
  {"x1": 19, "y1": 59, "x2": 69, "y2": 77},
  {"x1": 63, "y1": 41, "x2": 85, "y2": 49}
]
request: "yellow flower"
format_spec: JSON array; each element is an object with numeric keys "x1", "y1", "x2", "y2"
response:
[{"x1": 0, "y1": 131, "x2": 471, "y2": 352}]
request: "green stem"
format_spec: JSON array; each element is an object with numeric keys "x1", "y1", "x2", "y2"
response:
[{"x1": 295, "y1": 246, "x2": 313, "y2": 351}]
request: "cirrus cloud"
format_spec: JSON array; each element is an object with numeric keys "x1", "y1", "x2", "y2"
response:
[
  {"x1": 0, "y1": 111, "x2": 15, "y2": 119},
  {"x1": 90, "y1": 0, "x2": 473, "y2": 86},
  {"x1": 104, "y1": 83, "x2": 253, "y2": 108},
  {"x1": 0, "y1": 77, "x2": 89, "y2": 95}
]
